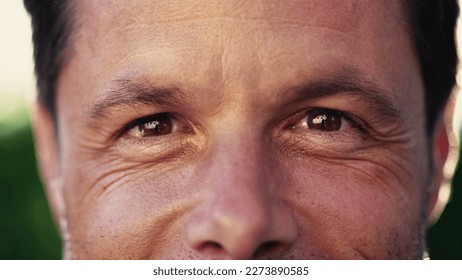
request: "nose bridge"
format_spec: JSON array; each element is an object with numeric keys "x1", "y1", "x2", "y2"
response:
[
  {"x1": 209, "y1": 118, "x2": 267, "y2": 192},
  {"x1": 202, "y1": 116, "x2": 270, "y2": 228},
  {"x1": 184, "y1": 115, "x2": 297, "y2": 259},
  {"x1": 196, "y1": 129, "x2": 272, "y2": 257}
]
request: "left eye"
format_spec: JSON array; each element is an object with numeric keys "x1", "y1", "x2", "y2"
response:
[
  {"x1": 126, "y1": 113, "x2": 175, "y2": 137},
  {"x1": 305, "y1": 108, "x2": 342, "y2": 131},
  {"x1": 289, "y1": 108, "x2": 358, "y2": 133}
]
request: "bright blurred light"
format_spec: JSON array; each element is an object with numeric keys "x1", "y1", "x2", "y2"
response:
[
  {"x1": 0, "y1": 1, "x2": 35, "y2": 127},
  {"x1": 455, "y1": 23, "x2": 462, "y2": 138}
]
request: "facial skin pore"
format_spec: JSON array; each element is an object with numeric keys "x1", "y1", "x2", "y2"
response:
[{"x1": 34, "y1": 0, "x2": 435, "y2": 259}]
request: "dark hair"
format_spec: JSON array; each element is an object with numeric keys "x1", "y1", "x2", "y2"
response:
[
  {"x1": 24, "y1": 0, "x2": 459, "y2": 135},
  {"x1": 405, "y1": 0, "x2": 459, "y2": 135},
  {"x1": 23, "y1": 0, "x2": 74, "y2": 121}
]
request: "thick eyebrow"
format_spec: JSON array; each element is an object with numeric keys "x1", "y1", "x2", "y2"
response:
[
  {"x1": 89, "y1": 71, "x2": 400, "y2": 121},
  {"x1": 88, "y1": 78, "x2": 186, "y2": 118},
  {"x1": 289, "y1": 71, "x2": 401, "y2": 120}
]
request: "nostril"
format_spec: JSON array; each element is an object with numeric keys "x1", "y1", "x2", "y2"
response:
[
  {"x1": 252, "y1": 241, "x2": 285, "y2": 259},
  {"x1": 197, "y1": 241, "x2": 224, "y2": 254},
  {"x1": 201, "y1": 241, "x2": 222, "y2": 250}
]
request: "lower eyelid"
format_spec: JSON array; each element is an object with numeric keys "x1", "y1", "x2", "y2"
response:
[
  {"x1": 273, "y1": 130, "x2": 367, "y2": 159},
  {"x1": 292, "y1": 125, "x2": 359, "y2": 138},
  {"x1": 113, "y1": 136, "x2": 198, "y2": 163}
]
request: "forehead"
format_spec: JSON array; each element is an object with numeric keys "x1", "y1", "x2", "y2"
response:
[
  {"x1": 74, "y1": 0, "x2": 408, "y2": 60},
  {"x1": 60, "y1": 0, "x2": 417, "y2": 114},
  {"x1": 79, "y1": 0, "x2": 406, "y2": 27}
]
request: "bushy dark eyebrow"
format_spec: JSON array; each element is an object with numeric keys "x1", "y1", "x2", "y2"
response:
[
  {"x1": 88, "y1": 78, "x2": 186, "y2": 118},
  {"x1": 289, "y1": 71, "x2": 401, "y2": 120},
  {"x1": 88, "y1": 70, "x2": 400, "y2": 122}
]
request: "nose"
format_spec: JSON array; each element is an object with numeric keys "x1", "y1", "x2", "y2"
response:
[{"x1": 184, "y1": 130, "x2": 297, "y2": 259}]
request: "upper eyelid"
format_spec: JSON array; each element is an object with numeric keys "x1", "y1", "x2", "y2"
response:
[
  {"x1": 88, "y1": 79, "x2": 187, "y2": 120},
  {"x1": 286, "y1": 68, "x2": 401, "y2": 122}
]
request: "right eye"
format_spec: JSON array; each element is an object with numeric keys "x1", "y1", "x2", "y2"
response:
[
  {"x1": 126, "y1": 113, "x2": 175, "y2": 138},
  {"x1": 305, "y1": 108, "x2": 343, "y2": 132}
]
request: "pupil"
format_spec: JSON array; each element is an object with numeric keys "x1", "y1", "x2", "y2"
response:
[
  {"x1": 139, "y1": 113, "x2": 173, "y2": 136},
  {"x1": 307, "y1": 109, "x2": 341, "y2": 131}
]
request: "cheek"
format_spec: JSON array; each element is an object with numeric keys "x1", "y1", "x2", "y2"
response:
[
  {"x1": 62, "y1": 159, "x2": 198, "y2": 259},
  {"x1": 285, "y1": 158, "x2": 425, "y2": 259}
]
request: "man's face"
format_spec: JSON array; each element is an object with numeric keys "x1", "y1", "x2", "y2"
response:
[{"x1": 43, "y1": 0, "x2": 431, "y2": 259}]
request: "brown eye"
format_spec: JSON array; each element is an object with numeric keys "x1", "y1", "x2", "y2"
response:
[
  {"x1": 128, "y1": 113, "x2": 173, "y2": 137},
  {"x1": 306, "y1": 108, "x2": 342, "y2": 131}
]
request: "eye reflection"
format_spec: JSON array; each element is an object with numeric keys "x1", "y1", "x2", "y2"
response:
[
  {"x1": 306, "y1": 108, "x2": 342, "y2": 131},
  {"x1": 127, "y1": 113, "x2": 173, "y2": 137}
]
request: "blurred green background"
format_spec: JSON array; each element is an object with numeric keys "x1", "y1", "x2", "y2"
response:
[
  {"x1": 0, "y1": 1, "x2": 461, "y2": 260},
  {"x1": 429, "y1": 146, "x2": 462, "y2": 259},
  {"x1": 0, "y1": 117, "x2": 61, "y2": 259}
]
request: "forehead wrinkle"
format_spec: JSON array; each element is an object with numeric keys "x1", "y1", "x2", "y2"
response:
[
  {"x1": 87, "y1": 78, "x2": 187, "y2": 119},
  {"x1": 79, "y1": 0, "x2": 365, "y2": 44},
  {"x1": 86, "y1": 0, "x2": 359, "y2": 24}
]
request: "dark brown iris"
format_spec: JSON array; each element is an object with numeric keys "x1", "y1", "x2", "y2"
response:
[
  {"x1": 138, "y1": 113, "x2": 173, "y2": 136},
  {"x1": 307, "y1": 109, "x2": 342, "y2": 131}
]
